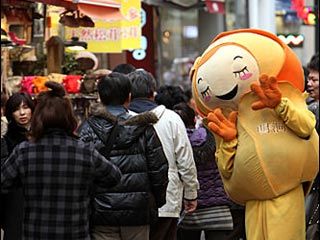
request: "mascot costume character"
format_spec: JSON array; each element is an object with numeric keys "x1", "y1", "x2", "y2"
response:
[{"x1": 191, "y1": 28, "x2": 319, "y2": 239}]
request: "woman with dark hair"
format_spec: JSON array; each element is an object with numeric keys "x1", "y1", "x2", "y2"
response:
[
  {"x1": 4, "y1": 92, "x2": 34, "y2": 152},
  {"x1": 173, "y1": 102, "x2": 244, "y2": 240},
  {"x1": 1, "y1": 81, "x2": 122, "y2": 240},
  {"x1": 2, "y1": 92, "x2": 34, "y2": 240}
]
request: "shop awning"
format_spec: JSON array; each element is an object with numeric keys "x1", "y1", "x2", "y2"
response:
[
  {"x1": 25, "y1": 0, "x2": 122, "y2": 20},
  {"x1": 71, "y1": 0, "x2": 122, "y2": 20}
]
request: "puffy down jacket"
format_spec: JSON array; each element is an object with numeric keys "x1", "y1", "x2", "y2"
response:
[{"x1": 78, "y1": 104, "x2": 169, "y2": 226}]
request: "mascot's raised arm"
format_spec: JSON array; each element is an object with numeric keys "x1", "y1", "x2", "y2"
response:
[{"x1": 191, "y1": 28, "x2": 319, "y2": 240}]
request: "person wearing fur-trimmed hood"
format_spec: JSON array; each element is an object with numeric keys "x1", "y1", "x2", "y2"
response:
[{"x1": 77, "y1": 72, "x2": 169, "y2": 240}]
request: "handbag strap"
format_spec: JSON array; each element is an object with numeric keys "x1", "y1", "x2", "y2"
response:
[{"x1": 87, "y1": 118, "x2": 120, "y2": 159}]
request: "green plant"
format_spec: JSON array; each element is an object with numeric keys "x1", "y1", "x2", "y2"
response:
[{"x1": 62, "y1": 52, "x2": 84, "y2": 75}]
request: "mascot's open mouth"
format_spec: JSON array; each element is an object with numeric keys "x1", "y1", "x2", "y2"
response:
[{"x1": 216, "y1": 85, "x2": 238, "y2": 100}]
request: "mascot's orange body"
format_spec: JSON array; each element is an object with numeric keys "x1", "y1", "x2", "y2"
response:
[{"x1": 191, "y1": 29, "x2": 319, "y2": 239}]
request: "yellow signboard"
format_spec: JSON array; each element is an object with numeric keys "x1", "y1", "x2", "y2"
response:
[{"x1": 65, "y1": 0, "x2": 141, "y2": 53}]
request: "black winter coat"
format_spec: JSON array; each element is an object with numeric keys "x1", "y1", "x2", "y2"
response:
[
  {"x1": 1, "y1": 121, "x2": 28, "y2": 240},
  {"x1": 78, "y1": 104, "x2": 169, "y2": 226}
]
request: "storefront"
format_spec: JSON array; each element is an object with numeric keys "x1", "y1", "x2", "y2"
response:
[
  {"x1": 1, "y1": 0, "x2": 143, "y2": 124},
  {"x1": 127, "y1": 0, "x2": 249, "y2": 89},
  {"x1": 126, "y1": 0, "x2": 317, "y2": 88}
]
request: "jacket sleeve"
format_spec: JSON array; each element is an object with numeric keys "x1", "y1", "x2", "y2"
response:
[
  {"x1": 91, "y1": 148, "x2": 122, "y2": 193},
  {"x1": 275, "y1": 97, "x2": 316, "y2": 138},
  {"x1": 145, "y1": 126, "x2": 169, "y2": 207},
  {"x1": 77, "y1": 120, "x2": 96, "y2": 143},
  {"x1": 173, "y1": 118, "x2": 199, "y2": 200},
  {"x1": 1, "y1": 146, "x2": 21, "y2": 194}
]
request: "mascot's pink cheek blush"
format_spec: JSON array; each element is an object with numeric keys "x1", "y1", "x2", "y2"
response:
[
  {"x1": 204, "y1": 95, "x2": 211, "y2": 102},
  {"x1": 240, "y1": 73, "x2": 252, "y2": 80}
]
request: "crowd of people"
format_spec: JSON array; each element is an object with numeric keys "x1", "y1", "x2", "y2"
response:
[{"x1": 0, "y1": 52, "x2": 318, "y2": 240}]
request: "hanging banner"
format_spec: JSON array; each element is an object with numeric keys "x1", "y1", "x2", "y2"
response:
[
  {"x1": 65, "y1": 0, "x2": 141, "y2": 53},
  {"x1": 127, "y1": 3, "x2": 155, "y2": 76}
]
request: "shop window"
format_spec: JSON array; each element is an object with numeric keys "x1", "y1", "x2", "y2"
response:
[
  {"x1": 225, "y1": 0, "x2": 248, "y2": 30},
  {"x1": 157, "y1": 7, "x2": 198, "y2": 90}
]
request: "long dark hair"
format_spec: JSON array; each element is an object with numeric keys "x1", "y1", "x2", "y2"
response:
[
  {"x1": 30, "y1": 81, "x2": 78, "y2": 141},
  {"x1": 5, "y1": 92, "x2": 35, "y2": 123}
]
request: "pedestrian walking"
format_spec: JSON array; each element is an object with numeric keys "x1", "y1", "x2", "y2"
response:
[
  {"x1": 1, "y1": 81, "x2": 122, "y2": 240},
  {"x1": 305, "y1": 52, "x2": 319, "y2": 240},
  {"x1": 1, "y1": 92, "x2": 34, "y2": 240},
  {"x1": 78, "y1": 72, "x2": 169, "y2": 240},
  {"x1": 306, "y1": 52, "x2": 319, "y2": 133},
  {"x1": 128, "y1": 69, "x2": 199, "y2": 240},
  {"x1": 173, "y1": 102, "x2": 234, "y2": 240}
]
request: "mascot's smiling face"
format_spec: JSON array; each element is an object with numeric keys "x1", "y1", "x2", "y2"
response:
[
  {"x1": 191, "y1": 29, "x2": 305, "y2": 116},
  {"x1": 195, "y1": 44, "x2": 259, "y2": 111}
]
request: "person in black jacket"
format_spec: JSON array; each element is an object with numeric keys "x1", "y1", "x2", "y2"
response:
[
  {"x1": 1, "y1": 92, "x2": 34, "y2": 240},
  {"x1": 78, "y1": 72, "x2": 169, "y2": 240},
  {"x1": 305, "y1": 53, "x2": 319, "y2": 240},
  {"x1": 1, "y1": 81, "x2": 122, "y2": 240}
]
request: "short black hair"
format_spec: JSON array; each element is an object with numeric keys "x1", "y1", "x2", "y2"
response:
[
  {"x1": 307, "y1": 53, "x2": 319, "y2": 71},
  {"x1": 173, "y1": 102, "x2": 195, "y2": 128},
  {"x1": 155, "y1": 85, "x2": 188, "y2": 110},
  {"x1": 112, "y1": 63, "x2": 136, "y2": 74},
  {"x1": 5, "y1": 92, "x2": 34, "y2": 122},
  {"x1": 97, "y1": 72, "x2": 131, "y2": 106},
  {"x1": 128, "y1": 70, "x2": 157, "y2": 99}
]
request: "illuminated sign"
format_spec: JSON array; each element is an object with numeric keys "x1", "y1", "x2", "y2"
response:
[
  {"x1": 302, "y1": 6, "x2": 316, "y2": 25},
  {"x1": 127, "y1": 3, "x2": 156, "y2": 76},
  {"x1": 277, "y1": 34, "x2": 304, "y2": 47}
]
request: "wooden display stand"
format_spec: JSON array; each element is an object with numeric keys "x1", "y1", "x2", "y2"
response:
[{"x1": 46, "y1": 36, "x2": 64, "y2": 74}]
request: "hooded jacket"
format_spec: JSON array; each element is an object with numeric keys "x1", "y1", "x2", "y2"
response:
[{"x1": 78, "y1": 104, "x2": 169, "y2": 226}]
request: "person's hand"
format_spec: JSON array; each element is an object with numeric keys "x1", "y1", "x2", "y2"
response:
[
  {"x1": 207, "y1": 108, "x2": 238, "y2": 142},
  {"x1": 183, "y1": 199, "x2": 197, "y2": 213},
  {"x1": 250, "y1": 74, "x2": 282, "y2": 110}
]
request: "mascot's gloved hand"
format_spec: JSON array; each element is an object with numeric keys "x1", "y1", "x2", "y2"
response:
[
  {"x1": 207, "y1": 108, "x2": 238, "y2": 141},
  {"x1": 250, "y1": 74, "x2": 282, "y2": 110}
]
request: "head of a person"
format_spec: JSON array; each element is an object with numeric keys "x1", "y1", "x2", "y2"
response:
[
  {"x1": 184, "y1": 88, "x2": 198, "y2": 111},
  {"x1": 155, "y1": 85, "x2": 188, "y2": 110},
  {"x1": 5, "y1": 92, "x2": 34, "y2": 128},
  {"x1": 97, "y1": 72, "x2": 131, "y2": 106},
  {"x1": 307, "y1": 53, "x2": 319, "y2": 100},
  {"x1": 112, "y1": 63, "x2": 136, "y2": 74},
  {"x1": 31, "y1": 81, "x2": 78, "y2": 142},
  {"x1": 128, "y1": 69, "x2": 157, "y2": 100},
  {"x1": 173, "y1": 102, "x2": 195, "y2": 129}
]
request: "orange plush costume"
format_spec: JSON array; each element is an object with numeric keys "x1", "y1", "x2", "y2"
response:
[{"x1": 191, "y1": 29, "x2": 319, "y2": 239}]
